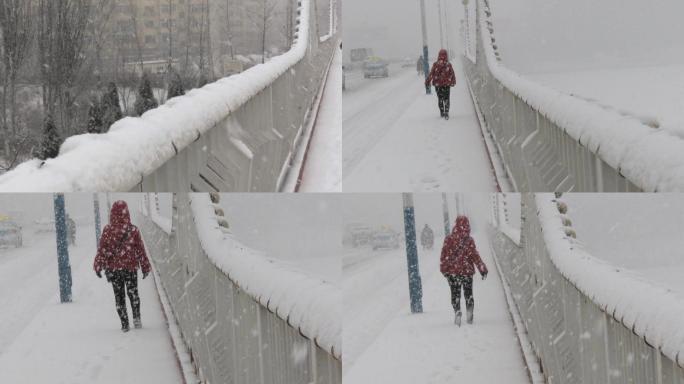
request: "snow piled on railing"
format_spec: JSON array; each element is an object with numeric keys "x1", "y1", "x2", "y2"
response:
[
  {"x1": 477, "y1": 0, "x2": 684, "y2": 191},
  {"x1": 0, "y1": 0, "x2": 313, "y2": 192},
  {"x1": 536, "y1": 194, "x2": 684, "y2": 366},
  {"x1": 189, "y1": 193, "x2": 341, "y2": 359}
]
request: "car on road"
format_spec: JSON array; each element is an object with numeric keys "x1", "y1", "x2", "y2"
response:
[
  {"x1": 371, "y1": 229, "x2": 400, "y2": 251},
  {"x1": 0, "y1": 217, "x2": 22, "y2": 248},
  {"x1": 344, "y1": 223, "x2": 374, "y2": 248},
  {"x1": 363, "y1": 56, "x2": 389, "y2": 78},
  {"x1": 401, "y1": 57, "x2": 414, "y2": 68}
]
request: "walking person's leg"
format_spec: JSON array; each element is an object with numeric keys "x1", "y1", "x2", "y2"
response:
[
  {"x1": 436, "y1": 86, "x2": 445, "y2": 117},
  {"x1": 464, "y1": 275, "x2": 474, "y2": 324},
  {"x1": 444, "y1": 87, "x2": 451, "y2": 119},
  {"x1": 447, "y1": 275, "x2": 464, "y2": 325},
  {"x1": 124, "y1": 270, "x2": 142, "y2": 328},
  {"x1": 111, "y1": 271, "x2": 130, "y2": 332}
]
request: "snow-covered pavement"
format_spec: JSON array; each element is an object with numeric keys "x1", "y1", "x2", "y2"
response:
[
  {"x1": 299, "y1": 45, "x2": 343, "y2": 192},
  {"x1": 343, "y1": 233, "x2": 530, "y2": 383},
  {"x1": 0, "y1": 222, "x2": 182, "y2": 384},
  {"x1": 343, "y1": 63, "x2": 498, "y2": 192}
]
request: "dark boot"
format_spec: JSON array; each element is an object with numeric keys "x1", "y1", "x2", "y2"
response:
[
  {"x1": 467, "y1": 307, "x2": 474, "y2": 324},
  {"x1": 133, "y1": 318, "x2": 142, "y2": 329},
  {"x1": 122, "y1": 323, "x2": 130, "y2": 333}
]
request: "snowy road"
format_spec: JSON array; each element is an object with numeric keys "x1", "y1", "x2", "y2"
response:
[
  {"x1": 0, "y1": 221, "x2": 182, "y2": 383},
  {"x1": 343, "y1": 233, "x2": 530, "y2": 383},
  {"x1": 342, "y1": 63, "x2": 498, "y2": 192}
]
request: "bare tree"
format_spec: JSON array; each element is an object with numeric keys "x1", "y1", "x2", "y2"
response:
[
  {"x1": 247, "y1": 0, "x2": 281, "y2": 64},
  {"x1": 37, "y1": 0, "x2": 92, "y2": 137},
  {"x1": 126, "y1": 0, "x2": 145, "y2": 73},
  {"x1": 87, "y1": 0, "x2": 117, "y2": 80},
  {"x1": 0, "y1": 0, "x2": 34, "y2": 157}
]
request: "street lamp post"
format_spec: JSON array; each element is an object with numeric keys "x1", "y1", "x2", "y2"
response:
[
  {"x1": 441, "y1": 193, "x2": 450, "y2": 237},
  {"x1": 53, "y1": 194, "x2": 72, "y2": 303},
  {"x1": 419, "y1": 0, "x2": 431, "y2": 94},
  {"x1": 402, "y1": 193, "x2": 423, "y2": 313},
  {"x1": 93, "y1": 193, "x2": 102, "y2": 245}
]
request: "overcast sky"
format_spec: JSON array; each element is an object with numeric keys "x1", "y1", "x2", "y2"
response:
[
  {"x1": 341, "y1": 193, "x2": 491, "y2": 237},
  {"x1": 489, "y1": 0, "x2": 684, "y2": 73},
  {"x1": 342, "y1": 0, "x2": 463, "y2": 61}
]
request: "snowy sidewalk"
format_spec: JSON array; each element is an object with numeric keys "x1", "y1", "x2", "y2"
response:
[
  {"x1": 343, "y1": 233, "x2": 530, "y2": 384},
  {"x1": 0, "y1": 222, "x2": 183, "y2": 384},
  {"x1": 343, "y1": 63, "x2": 498, "y2": 192},
  {"x1": 299, "y1": 45, "x2": 343, "y2": 192}
]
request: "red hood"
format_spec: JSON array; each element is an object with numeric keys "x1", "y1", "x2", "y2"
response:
[
  {"x1": 438, "y1": 49, "x2": 448, "y2": 62},
  {"x1": 452, "y1": 215, "x2": 470, "y2": 239},
  {"x1": 110, "y1": 200, "x2": 131, "y2": 227}
]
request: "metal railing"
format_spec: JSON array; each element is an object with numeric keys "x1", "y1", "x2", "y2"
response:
[
  {"x1": 462, "y1": 0, "x2": 684, "y2": 192},
  {"x1": 0, "y1": 0, "x2": 338, "y2": 192},
  {"x1": 490, "y1": 194, "x2": 684, "y2": 383},
  {"x1": 140, "y1": 193, "x2": 341, "y2": 384}
]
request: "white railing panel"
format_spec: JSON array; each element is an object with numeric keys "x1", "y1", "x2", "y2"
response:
[
  {"x1": 140, "y1": 193, "x2": 340, "y2": 384},
  {"x1": 490, "y1": 194, "x2": 684, "y2": 383},
  {"x1": 462, "y1": 0, "x2": 684, "y2": 191}
]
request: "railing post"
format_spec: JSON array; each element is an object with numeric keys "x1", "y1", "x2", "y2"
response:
[{"x1": 402, "y1": 193, "x2": 423, "y2": 313}]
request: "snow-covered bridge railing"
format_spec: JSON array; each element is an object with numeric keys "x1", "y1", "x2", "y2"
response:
[
  {"x1": 489, "y1": 194, "x2": 684, "y2": 383},
  {"x1": 462, "y1": 0, "x2": 684, "y2": 192},
  {"x1": 0, "y1": 0, "x2": 338, "y2": 192},
  {"x1": 140, "y1": 193, "x2": 341, "y2": 384}
]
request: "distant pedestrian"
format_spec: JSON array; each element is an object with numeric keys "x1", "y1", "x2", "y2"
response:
[
  {"x1": 440, "y1": 216, "x2": 487, "y2": 326},
  {"x1": 94, "y1": 201, "x2": 151, "y2": 332},
  {"x1": 420, "y1": 224, "x2": 434, "y2": 250},
  {"x1": 416, "y1": 55, "x2": 424, "y2": 75},
  {"x1": 66, "y1": 214, "x2": 76, "y2": 246},
  {"x1": 425, "y1": 49, "x2": 456, "y2": 120}
]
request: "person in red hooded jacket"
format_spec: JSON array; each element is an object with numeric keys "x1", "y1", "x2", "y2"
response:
[
  {"x1": 440, "y1": 215, "x2": 488, "y2": 326},
  {"x1": 94, "y1": 200, "x2": 151, "y2": 332},
  {"x1": 425, "y1": 49, "x2": 457, "y2": 120}
]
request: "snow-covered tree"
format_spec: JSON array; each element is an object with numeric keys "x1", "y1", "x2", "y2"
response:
[
  {"x1": 36, "y1": 114, "x2": 62, "y2": 160},
  {"x1": 101, "y1": 82, "x2": 122, "y2": 131},
  {"x1": 86, "y1": 97, "x2": 103, "y2": 134},
  {"x1": 166, "y1": 71, "x2": 185, "y2": 100},
  {"x1": 134, "y1": 74, "x2": 158, "y2": 117}
]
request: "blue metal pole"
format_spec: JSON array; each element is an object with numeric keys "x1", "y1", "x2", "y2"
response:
[
  {"x1": 53, "y1": 194, "x2": 72, "y2": 303},
  {"x1": 402, "y1": 193, "x2": 423, "y2": 313},
  {"x1": 442, "y1": 193, "x2": 450, "y2": 237},
  {"x1": 420, "y1": 0, "x2": 431, "y2": 95},
  {"x1": 93, "y1": 193, "x2": 101, "y2": 244}
]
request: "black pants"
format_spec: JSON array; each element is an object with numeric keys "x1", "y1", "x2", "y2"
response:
[
  {"x1": 435, "y1": 86, "x2": 451, "y2": 116},
  {"x1": 446, "y1": 274, "x2": 473, "y2": 313},
  {"x1": 111, "y1": 270, "x2": 140, "y2": 327}
]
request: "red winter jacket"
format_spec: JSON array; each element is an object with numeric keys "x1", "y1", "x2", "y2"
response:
[
  {"x1": 440, "y1": 216, "x2": 488, "y2": 276},
  {"x1": 94, "y1": 201, "x2": 151, "y2": 275},
  {"x1": 425, "y1": 49, "x2": 456, "y2": 87}
]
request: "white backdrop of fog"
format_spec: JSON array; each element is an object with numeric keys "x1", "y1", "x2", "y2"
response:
[
  {"x1": 343, "y1": 0, "x2": 463, "y2": 61},
  {"x1": 220, "y1": 194, "x2": 341, "y2": 283},
  {"x1": 341, "y1": 193, "x2": 491, "y2": 238},
  {"x1": 563, "y1": 194, "x2": 684, "y2": 270},
  {"x1": 0, "y1": 193, "x2": 144, "y2": 229},
  {"x1": 489, "y1": 0, "x2": 684, "y2": 73}
]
